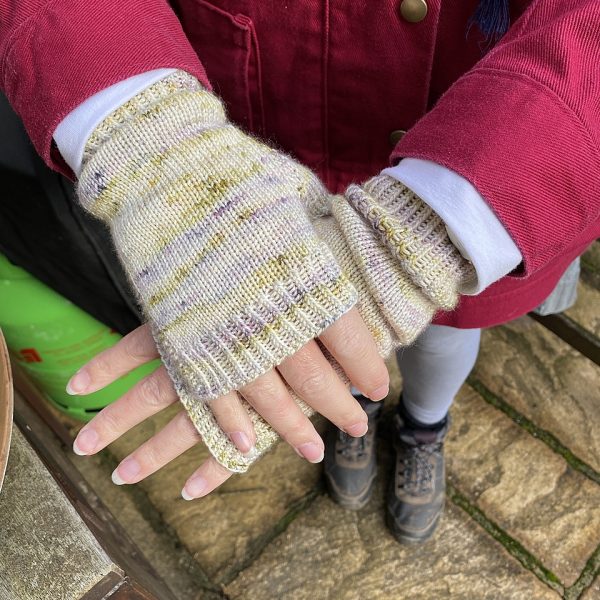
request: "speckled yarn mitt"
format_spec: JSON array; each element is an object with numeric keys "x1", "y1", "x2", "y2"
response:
[
  {"x1": 312, "y1": 175, "x2": 476, "y2": 359},
  {"x1": 76, "y1": 71, "x2": 357, "y2": 473}
]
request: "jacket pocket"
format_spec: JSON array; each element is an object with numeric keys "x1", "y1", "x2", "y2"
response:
[{"x1": 176, "y1": 0, "x2": 265, "y2": 134}]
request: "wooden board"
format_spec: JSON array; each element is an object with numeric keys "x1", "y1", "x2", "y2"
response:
[
  {"x1": 0, "y1": 329, "x2": 13, "y2": 492},
  {"x1": 11, "y1": 387, "x2": 174, "y2": 600},
  {"x1": 0, "y1": 425, "x2": 117, "y2": 599}
]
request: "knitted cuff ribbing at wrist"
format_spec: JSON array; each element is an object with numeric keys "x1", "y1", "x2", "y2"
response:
[
  {"x1": 81, "y1": 71, "x2": 205, "y2": 166},
  {"x1": 346, "y1": 175, "x2": 475, "y2": 309},
  {"x1": 330, "y1": 196, "x2": 437, "y2": 347}
]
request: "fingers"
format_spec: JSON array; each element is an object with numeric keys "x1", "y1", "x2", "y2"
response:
[
  {"x1": 208, "y1": 392, "x2": 256, "y2": 454},
  {"x1": 67, "y1": 323, "x2": 159, "y2": 395},
  {"x1": 278, "y1": 340, "x2": 369, "y2": 437},
  {"x1": 111, "y1": 409, "x2": 201, "y2": 485},
  {"x1": 240, "y1": 370, "x2": 324, "y2": 463},
  {"x1": 319, "y1": 307, "x2": 389, "y2": 401},
  {"x1": 73, "y1": 365, "x2": 178, "y2": 455},
  {"x1": 73, "y1": 367, "x2": 256, "y2": 457},
  {"x1": 110, "y1": 404, "x2": 238, "y2": 494},
  {"x1": 182, "y1": 456, "x2": 234, "y2": 500}
]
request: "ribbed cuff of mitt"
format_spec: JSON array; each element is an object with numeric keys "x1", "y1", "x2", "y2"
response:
[
  {"x1": 345, "y1": 175, "x2": 476, "y2": 310},
  {"x1": 76, "y1": 71, "x2": 357, "y2": 472},
  {"x1": 321, "y1": 176, "x2": 476, "y2": 351}
]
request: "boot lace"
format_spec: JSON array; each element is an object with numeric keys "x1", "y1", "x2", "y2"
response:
[
  {"x1": 336, "y1": 430, "x2": 368, "y2": 461},
  {"x1": 398, "y1": 442, "x2": 442, "y2": 496}
]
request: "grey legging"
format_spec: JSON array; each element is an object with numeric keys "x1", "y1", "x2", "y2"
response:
[{"x1": 396, "y1": 324, "x2": 481, "y2": 425}]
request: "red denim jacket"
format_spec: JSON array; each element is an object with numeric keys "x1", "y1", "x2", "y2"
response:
[{"x1": 1, "y1": 0, "x2": 599, "y2": 327}]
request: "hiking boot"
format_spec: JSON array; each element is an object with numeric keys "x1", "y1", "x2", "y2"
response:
[
  {"x1": 324, "y1": 398, "x2": 382, "y2": 510},
  {"x1": 386, "y1": 402, "x2": 449, "y2": 543}
]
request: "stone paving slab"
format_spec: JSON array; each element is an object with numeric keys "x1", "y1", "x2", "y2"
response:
[
  {"x1": 474, "y1": 316, "x2": 600, "y2": 473},
  {"x1": 447, "y1": 387, "x2": 600, "y2": 586},
  {"x1": 581, "y1": 573, "x2": 600, "y2": 599},
  {"x1": 106, "y1": 404, "x2": 323, "y2": 582},
  {"x1": 224, "y1": 480, "x2": 559, "y2": 599},
  {"x1": 566, "y1": 281, "x2": 600, "y2": 337}
]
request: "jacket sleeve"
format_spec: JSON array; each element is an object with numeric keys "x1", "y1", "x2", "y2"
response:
[
  {"x1": 392, "y1": 0, "x2": 600, "y2": 278},
  {"x1": 0, "y1": 0, "x2": 210, "y2": 177}
]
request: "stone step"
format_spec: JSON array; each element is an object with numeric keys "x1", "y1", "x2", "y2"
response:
[
  {"x1": 0, "y1": 426, "x2": 116, "y2": 600},
  {"x1": 447, "y1": 387, "x2": 600, "y2": 587},
  {"x1": 473, "y1": 316, "x2": 600, "y2": 475},
  {"x1": 223, "y1": 396, "x2": 562, "y2": 599}
]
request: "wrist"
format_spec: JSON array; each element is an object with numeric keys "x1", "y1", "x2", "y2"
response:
[
  {"x1": 81, "y1": 71, "x2": 206, "y2": 170},
  {"x1": 383, "y1": 159, "x2": 523, "y2": 294},
  {"x1": 54, "y1": 69, "x2": 179, "y2": 176},
  {"x1": 347, "y1": 175, "x2": 475, "y2": 309}
]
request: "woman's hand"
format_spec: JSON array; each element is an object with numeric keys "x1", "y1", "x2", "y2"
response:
[
  {"x1": 69, "y1": 308, "x2": 388, "y2": 499},
  {"x1": 75, "y1": 73, "x2": 369, "y2": 473}
]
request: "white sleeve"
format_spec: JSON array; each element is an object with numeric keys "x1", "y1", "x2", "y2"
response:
[
  {"x1": 53, "y1": 69, "x2": 176, "y2": 176},
  {"x1": 382, "y1": 158, "x2": 523, "y2": 295}
]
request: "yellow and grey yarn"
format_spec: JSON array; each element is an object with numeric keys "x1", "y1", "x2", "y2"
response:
[
  {"x1": 312, "y1": 176, "x2": 476, "y2": 359},
  {"x1": 346, "y1": 176, "x2": 476, "y2": 311},
  {"x1": 77, "y1": 71, "x2": 357, "y2": 472}
]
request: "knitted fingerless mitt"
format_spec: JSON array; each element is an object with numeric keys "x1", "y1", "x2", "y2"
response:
[
  {"x1": 77, "y1": 71, "x2": 357, "y2": 472},
  {"x1": 314, "y1": 176, "x2": 476, "y2": 358}
]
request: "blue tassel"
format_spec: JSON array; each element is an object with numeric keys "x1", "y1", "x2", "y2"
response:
[{"x1": 468, "y1": 0, "x2": 510, "y2": 47}]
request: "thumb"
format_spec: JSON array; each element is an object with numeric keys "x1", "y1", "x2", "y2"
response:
[{"x1": 313, "y1": 211, "x2": 397, "y2": 358}]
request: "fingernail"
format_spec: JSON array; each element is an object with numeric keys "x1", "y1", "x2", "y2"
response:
[
  {"x1": 369, "y1": 384, "x2": 389, "y2": 401},
  {"x1": 73, "y1": 428, "x2": 98, "y2": 455},
  {"x1": 112, "y1": 457, "x2": 140, "y2": 485},
  {"x1": 345, "y1": 421, "x2": 368, "y2": 437},
  {"x1": 112, "y1": 470, "x2": 126, "y2": 485},
  {"x1": 229, "y1": 431, "x2": 253, "y2": 455},
  {"x1": 67, "y1": 369, "x2": 91, "y2": 395},
  {"x1": 296, "y1": 442, "x2": 324, "y2": 463},
  {"x1": 244, "y1": 446, "x2": 261, "y2": 461},
  {"x1": 182, "y1": 475, "x2": 207, "y2": 499}
]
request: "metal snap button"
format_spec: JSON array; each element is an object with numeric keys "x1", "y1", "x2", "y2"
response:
[
  {"x1": 389, "y1": 129, "x2": 407, "y2": 146},
  {"x1": 400, "y1": 0, "x2": 428, "y2": 23}
]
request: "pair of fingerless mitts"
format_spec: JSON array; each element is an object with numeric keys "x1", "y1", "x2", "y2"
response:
[{"x1": 77, "y1": 71, "x2": 474, "y2": 472}]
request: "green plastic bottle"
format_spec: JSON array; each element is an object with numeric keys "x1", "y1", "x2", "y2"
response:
[{"x1": 0, "y1": 253, "x2": 159, "y2": 421}]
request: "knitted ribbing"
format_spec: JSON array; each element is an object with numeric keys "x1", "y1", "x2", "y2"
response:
[
  {"x1": 77, "y1": 71, "x2": 357, "y2": 472},
  {"x1": 332, "y1": 197, "x2": 438, "y2": 347},
  {"x1": 346, "y1": 175, "x2": 476, "y2": 309},
  {"x1": 313, "y1": 180, "x2": 474, "y2": 355}
]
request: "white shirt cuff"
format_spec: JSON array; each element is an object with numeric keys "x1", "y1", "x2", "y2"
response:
[
  {"x1": 53, "y1": 68, "x2": 176, "y2": 176},
  {"x1": 382, "y1": 158, "x2": 523, "y2": 295}
]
